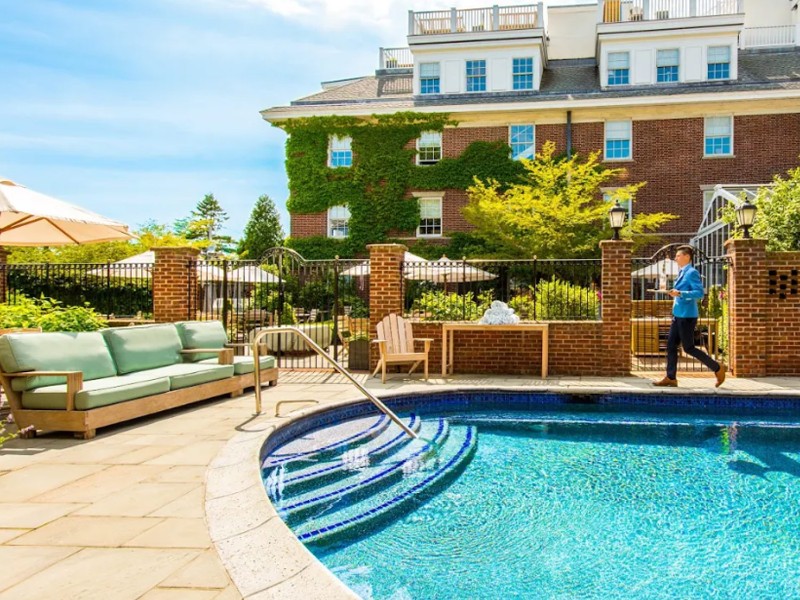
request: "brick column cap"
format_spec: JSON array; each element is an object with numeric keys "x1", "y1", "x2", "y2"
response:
[
  {"x1": 367, "y1": 243, "x2": 408, "y2": 252},
  {"x1": 724, "y1": 237, "x2": 767, "y2": 251},
  {"x1": 599, "y1": 239, "x2": 634, "y2": 250},
  {"x1": 152, "y1": 246, "x2": 201, "y2": 255}
]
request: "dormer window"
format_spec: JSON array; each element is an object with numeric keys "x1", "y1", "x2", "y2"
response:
[
  {"x1": 707, "y1": 46, "x2": 730, "y2": 80},
  {"x1": 328, "y1": 135, "x2": 352, "y2": 168},
  {"x1": 656, "y1": 49, "x2": 679, "y2": 83},
  {"x1": 466, "y1": 60, "x2": 487, "y2": 92},
  {"x1": 607, "y1": 52, "x2": 630, "y2": 86},
  {"x1": 420, "y1": 63, "x2": 440, "y2": 94},
  {"x1": 512, "y1": 58, "x2": 534, "y2": 90},
  {"x1": 417, "y1": 131, "x2": 442, "y2": 165}
]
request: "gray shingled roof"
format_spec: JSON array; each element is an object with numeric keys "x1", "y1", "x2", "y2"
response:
[{"x1": 283, "y1": 48, "x2": 800, "y2": 110}]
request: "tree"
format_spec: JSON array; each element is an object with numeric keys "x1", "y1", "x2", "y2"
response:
[
  {"x1": 237, "y1": 195, "x2": 285, "y2": 259},
  {"x1": 723, "y1": 161, "x2": 800, "y2": 250},
  {"x1": 462, "y1": 141, "x2": 676, "y2": 258},
  {"x1": 185, "y1": 194, "x2": 235, "y2": 256}
]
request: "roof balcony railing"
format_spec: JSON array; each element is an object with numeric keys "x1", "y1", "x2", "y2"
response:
[
  {"x1": 408, "y1": 3, "x2": 544, "y2": 36},
  {"x1": 379, "y1": 47, "x2": 413, "y2": 70},
  {"x1": 598, "y1": 0, "x2": 743, "y2": 24},
  {"x1": 741, "y1": 25, "x2": 799, "y2": 49}
]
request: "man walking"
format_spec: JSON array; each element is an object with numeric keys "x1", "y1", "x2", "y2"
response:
[{"x1": 654, "y1": 246, "x2": 726, "y2": 388}]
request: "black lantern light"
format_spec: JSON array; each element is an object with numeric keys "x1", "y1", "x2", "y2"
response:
[
  {"x1": 736, "y1": 199, "x2": 757, "y2": 239},
  {"x1": 609, "y1": 200, "x2": 627, "y2": 240}
]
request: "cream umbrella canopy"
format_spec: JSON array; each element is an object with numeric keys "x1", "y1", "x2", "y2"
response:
[
  {"x1": 0, "y1": 178, "x2": 133, "y2": 246},
  {"x1": 340, "y1": 251, "x2": 428, "y2": 278},
  {"x1": 87, "y1": 251, "x2": 228, "y2": 281},
  {"x1": 408, "y1": 255, "x2": 497, "y2": 283}
]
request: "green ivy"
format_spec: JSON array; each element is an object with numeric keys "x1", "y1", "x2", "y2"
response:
[
  {"x1": 276, "y1": 112, "x2": 526, "y2": 254},
  {"x1": 284, "y1": 236, "x2": 353, "y2": 259}
]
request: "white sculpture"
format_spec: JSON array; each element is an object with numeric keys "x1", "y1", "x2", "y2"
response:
[{"x1": 479, "y1": 300, "x2": 520, "y2": 325}]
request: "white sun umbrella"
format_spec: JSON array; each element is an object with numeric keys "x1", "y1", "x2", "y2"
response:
[
  {"x1": 409, "y1": 255, "x2": 497, "y2": 283},
  {"x1": 631, "y1": 258, "x2": 680, "y2": 279},
  {"x1": 0, "y1": 178, "x2": 133, "y2": 245},
  {"x1": 228, "y1": 265, "x2": 279, "y2": 284},
  {"x1": 88, "y1": 250, "x2": 227, "y2": 281},
  {"x1": 340, "y1": 251, "x2": 428, "y2": 277}
]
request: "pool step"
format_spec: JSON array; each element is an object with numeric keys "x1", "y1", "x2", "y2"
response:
[
  {"x1": 263, "y1": 414, "x2": 391, "y2": 469},
  {"x1": 292, "y1": 424, "x2": 478, "y2": 546},
  {"x1": 277, "y1": 419, "x2": 449, "y2": 525},
  {"x1": 273, "y1": 414, "x2": 422, "y2": 495}
]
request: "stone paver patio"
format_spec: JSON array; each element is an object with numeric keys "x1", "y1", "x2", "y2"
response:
[{"x1": 2, "y1": 371, "x2": 799, "y2": 599}]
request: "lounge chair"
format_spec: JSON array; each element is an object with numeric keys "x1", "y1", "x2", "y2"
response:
[{"x1": 372, "y1": 314, "x2": 432, "y2": 383}]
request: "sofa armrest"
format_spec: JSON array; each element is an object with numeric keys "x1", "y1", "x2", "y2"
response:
[
  {"x1": 3, "y1": 370, "x2": 84, "y2": 411},
  {"x1": 180, "y1": 348, "x2": 234, "y2": 365}
]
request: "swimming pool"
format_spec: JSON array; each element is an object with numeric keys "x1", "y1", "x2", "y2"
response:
[{"x1": 261, "y1": 392, "x2": 800, "y2": 599}]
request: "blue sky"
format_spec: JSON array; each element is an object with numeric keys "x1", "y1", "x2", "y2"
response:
[{"x1": 0, "y1": 0, "x2": 581, "y2": 241}]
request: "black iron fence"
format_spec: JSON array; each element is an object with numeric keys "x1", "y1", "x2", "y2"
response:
[
  {"x1": 3, "y1": 262, "x2": 153, "y2": 318},
  {"x1": 191, "y1": 252, "x2": 371, "y2": 371},
  {"x1": 403, "y1": 258, "x2": 603, "y2": 321},
  {"x1": 630, "y1": 256, "x2": 729, "y2": 372}
]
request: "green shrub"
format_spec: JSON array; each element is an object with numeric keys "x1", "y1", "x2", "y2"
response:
[
  {"x1": 509, "y1": 278, "x2": 598, "y2": 320},
  {"x1": 413, "y1": 290, "x2": 493, "y2": 321},
  {"x1": 0, "y1": 295, "x2": 107, "y2": 332}
]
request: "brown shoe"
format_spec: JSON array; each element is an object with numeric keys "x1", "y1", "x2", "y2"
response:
[
  {"x1": 715, "y1": 364, "x2": 727, "y2": 388},
  {"x1": 653, "y1": 377, "x2": 678, "y2": 387}
]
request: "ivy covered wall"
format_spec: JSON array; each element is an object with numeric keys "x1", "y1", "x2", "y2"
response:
[{"x1": 278, "y1": 112, "x2": 525, "y2": 258}]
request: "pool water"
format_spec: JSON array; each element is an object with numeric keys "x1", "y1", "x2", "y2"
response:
[{"x1": 310, "y1": 412, "x2": 800, "y2": 599}]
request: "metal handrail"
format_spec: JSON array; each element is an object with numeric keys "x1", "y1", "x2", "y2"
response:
[{"x1": 252, "y1": 326, "x2": 418, "y2": 440}]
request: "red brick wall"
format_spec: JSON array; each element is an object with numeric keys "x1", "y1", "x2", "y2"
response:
[
  {"x1": 410, "y1": 321, "x2": 604, "y2": 376},
  {"x1": 443, "y1": 126, "x2": 507, "y2": 158},
  {"x1": 0, "y1": 248, "x2": 8, "y2": 303},
  {"x1": 601, "y1": 240, "x2": 633, "y2": 376},
  {"x1": 764, "y1": 251, "x2": 800, "y2": 375},
  {"x1": 291, "y1": 212, "x2": 327, "y2": 238},
  {"x1": 153, "y1": 247, "x2": 200, "y2": 323},
  {"x1": 368, "y1": 244, "x2": 407, "y2": 368}
]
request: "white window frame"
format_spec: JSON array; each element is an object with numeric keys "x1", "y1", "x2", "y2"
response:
[
  {"x1": 416, "y1": 131, "x2": 442, "y2": 166},
  {"x1": 327, "y1": 205, "x2": 351, "y2": 238},
  {"x1": 512, "y1": 56, "x2": 535, "y2": 91},
  {"x1": 706, "y1": 45, "x2": 731, "y2": 81},
  {"x1": 656, "y1": 48, "x2": 680, "y2": 83},
  {"x1": 602, "y1": 188, "x2": 633, "y2": 220},
  {"x1": 328, "y1": 135, "x2": 352, "y2": 168},
  {"x1": 416, "y1": 196, "x2": 443, "y2": 238},
  {"x1": 465, "y1": 59, "x2": 487, "y2": 93},
  {"x1": 607, "y1": 51, "x2": 630, "y2": 86},
  {"x1": 419, "y1": 62, "x2": 440, "y2": 95},
  {"x1": 604, "y1": 120, "x2": 632, "y2": 161},
  {"x1": 509, "y1": 124, "x2": 536, "y2": 160},
  {"x1": 703, "y1": 116, "x2": 734, "y2": 158}
]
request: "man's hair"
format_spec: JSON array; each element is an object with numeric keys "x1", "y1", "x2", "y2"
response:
[{"x1": 676, "y1": 245, "x2": 694, "y2": 260}]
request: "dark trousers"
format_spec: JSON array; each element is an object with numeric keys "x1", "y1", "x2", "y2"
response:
[{"x1": 666, "y1": 317, "x2": 720, "y2": 380}]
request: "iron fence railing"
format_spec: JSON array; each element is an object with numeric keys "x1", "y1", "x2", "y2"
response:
[
  {"x1": 191, "y1": 257, "x2": 371, "y2": 371},
  {"x1": 4, "y1": 262, "x2": 153, "y2": 318},
  {"x1": 403, "y1": 258, "x2": 603, "y2": 321}
]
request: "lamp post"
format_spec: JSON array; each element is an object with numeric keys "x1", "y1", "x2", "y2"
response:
[
  {"x1": 609, "y1": 200, "x2": 627, "y2": 240},
  {"x1": 736, "y1": 199, "x2": 757, "y2": 239}
]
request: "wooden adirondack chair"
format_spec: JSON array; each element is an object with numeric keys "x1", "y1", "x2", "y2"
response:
[{"x1": 372, "y1": 314, "x2": 432, "y2": 383}]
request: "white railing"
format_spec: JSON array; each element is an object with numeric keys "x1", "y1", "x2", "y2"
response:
[
  {"x1": 379, "y1": 47, "x2": 413, "y2": 70},
  {"x1": 409, "y1": 3, "x2": 543, "y2": 36},
  {"x1": 598, "y1": 0, "x2": 742, "y2": 23},
  {"x1": 741, "y1": 25, "x2": 798, "y2": 49}
]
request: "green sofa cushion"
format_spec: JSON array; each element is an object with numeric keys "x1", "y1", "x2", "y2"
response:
[
  {"x1": 134, "y1": 363, "x2": 235, "y2": 390},
  {"x1": 175, "y1": 321, "x2": 228, "y2": 362},
  {"x1": 102, "y1": 325, "x2": 183, "y2": 374},
  {"x1": 0, "y1": 332, "x2": 117, "y2": 392},
  {"x1": 200, "y1": 355, "x2": 276, "y2": 375},
  {"x1": 21, "y1": 374, "x2": 170, "y2": 410}
]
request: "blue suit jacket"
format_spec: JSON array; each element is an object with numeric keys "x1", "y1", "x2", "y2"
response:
[{"x1": 672, "y1": 264, "x2": 705, "y2": 318}]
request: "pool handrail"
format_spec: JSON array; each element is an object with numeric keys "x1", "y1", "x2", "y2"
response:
[{"x1": 251, "y1": 326, "x2": 418, "y2": 440}]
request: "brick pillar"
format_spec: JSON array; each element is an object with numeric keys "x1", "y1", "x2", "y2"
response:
[
  {"x1": 725, "y1": 238, "x2": 768, "y2": 377},
  {"x1": 600, "y1": 240, "x2": 633, "y2": 376},
  {"x1": 0, "y1": 247, "x2": 8, "y2": 303},
  {"x1": 153, "y1": 247, "x2": 200, "y2": 323},
  {"x1": 368, "y1": 243, "x2": 407, "y2": 370}
]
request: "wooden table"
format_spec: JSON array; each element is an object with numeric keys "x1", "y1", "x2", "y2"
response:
[{"x1": 441, "y1": 323, "x2": 549, "y2": 377}]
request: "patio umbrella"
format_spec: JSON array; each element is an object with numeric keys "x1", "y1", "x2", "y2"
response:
[
  {"x1": 228, "y1": 265, "x2": 279, "y2": 284},
  {"x1": 0, "y1": 178, "x2": 133, "y2": 245},
  {"x1": 340, "y1": 251, "x2": 428, "y2": 277},
  {"x1": 631, "y1": 258, "x2": 679, "y2": 279},
  {"x1": 409, "y1": 255, "x2": 497, "y2": 283}
]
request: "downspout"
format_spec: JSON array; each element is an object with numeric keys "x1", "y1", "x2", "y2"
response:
[{"x1": 566, "y1": 110, "x2": 572, "y2": 158}]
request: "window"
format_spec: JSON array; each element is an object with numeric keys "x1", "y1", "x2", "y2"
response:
[
  {"x1": 607, "y1": 52, "x2": 630, "y2": 86},
  {"x1": 603, "y1": 190, "x2": 632, "y2": 220},
  {"x1": 328, "y1": 135, "x2": 352, "y2": 168},
  {"x1": 466, "y1": 60, "x2": 486, "y2": 92},
  {"x1": 656, "y1": 49, "x2": 679, "y2": 83},
  {"x1": 707, "y1": 46, "x2": 730, "y2": 80},
  {"x1": 417, "y1": 197, "x2": 442, "y2": 237},
  {"x1": 509, "y1": 125, "x2": 535, "y2": 160},
  {"x1": 327, "y1": 205, "x2": 351, "y2": 238},
  {"x1": 604, "y1": 120, "x2": 632, "y2": 160},
  {"x1": 704, "y1": 116, "x2": 733, "y2": 156},
  {"x1": 420, "y1": 62, "x2": 440, "y2": 95},
  {"x1": 512, "y1": 57, "x2": 534, "y2": 90},
  {"x1": 417, "y1": 131, "x2": 442, "y2": 165}
]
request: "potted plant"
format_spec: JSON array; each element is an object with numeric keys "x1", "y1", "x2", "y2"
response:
[{"x1": 347, "y1": 331, "x2": 371, "y2": 371}]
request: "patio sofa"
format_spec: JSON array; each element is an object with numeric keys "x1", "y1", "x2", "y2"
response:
[{"x1": 0, "y1": 321, "x2": 277, "y2": 439}]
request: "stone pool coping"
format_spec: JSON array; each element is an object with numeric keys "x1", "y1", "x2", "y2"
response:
[{"x1": 206, "y1": 374, "x2": 800, "y2": 598}]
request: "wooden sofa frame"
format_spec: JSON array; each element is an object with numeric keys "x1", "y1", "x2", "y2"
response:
[{"x1": 1, "y1": 347, "x2": 278, "y2": 439}]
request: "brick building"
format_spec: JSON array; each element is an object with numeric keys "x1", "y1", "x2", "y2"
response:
[{"x1": 262, "y1": 1, "x2": 800, "y2": 255}]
